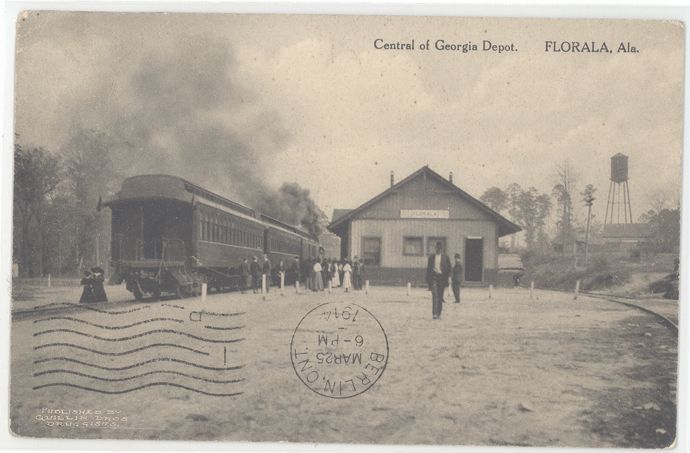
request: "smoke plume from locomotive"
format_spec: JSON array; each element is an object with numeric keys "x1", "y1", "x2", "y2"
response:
[{"x1": 57, "y1": 33, "x2": 323, "y2": 235}]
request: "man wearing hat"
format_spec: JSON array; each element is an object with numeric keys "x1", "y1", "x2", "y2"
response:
[{"x1": 426, "y1": 241, "x2": 451, "y2": 319}]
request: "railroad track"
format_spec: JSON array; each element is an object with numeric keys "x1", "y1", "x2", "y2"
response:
[{"x1": 580, "y1": 291, "x2": 678, "y2": 334}]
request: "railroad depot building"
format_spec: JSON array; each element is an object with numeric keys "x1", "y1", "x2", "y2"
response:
[{"x1": 328, "y1": 166, "x2": 521, "y2": 286}]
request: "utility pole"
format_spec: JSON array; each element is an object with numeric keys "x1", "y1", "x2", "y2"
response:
[{"x1": 584, "y1": 193, "x2": 595, "y2": 266}]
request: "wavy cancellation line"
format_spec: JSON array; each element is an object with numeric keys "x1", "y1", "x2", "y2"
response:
[
  {"x1": 32, "y1": 382, "x2": 244, "y2": 397},
  {"x1": 33, "y1": 356, "x2": 244, "y2": 371},
  {"x1": 33, "y1": 342, "x2": 209, "y2": 356},
  {"x1": 34, "y1": 316, "x2": 185, "y2": 329},
  {"x1": 201, "y1": 310, "x2": 245, "y2": 317},
  {"x1": 33, "y1": 302, "x2": 150, "y2": 315},
  {"x1": 204, "y1": 325, "x2": 245, "y2": 331},
  {"x1": 33, "y1": 328, "x2": 245, "y2": 344},
  {"x1": 33, "y1": 369, "x2": 245, "y2": 384}
]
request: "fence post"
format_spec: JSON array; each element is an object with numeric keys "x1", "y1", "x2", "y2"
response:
[
  {"x1": 574, "y1": 280, "x2": 580, "y2": 300},
  {"x1": 407, "y1": 282, "x2": 411, "y2": 296},
  {"x1": 201, "y1": 283, "x2": 207, "y2": 302},
  {"x1": 328, "y1": 280, "x2": 332, "y2": 294},
  {"x1": 365, "y1": 280, "x2": 370, "y2": 295},
  {"x1": 261, "y1": 275, "x2": 267, "y2": 301},
  {"x1": 280, "y1": 272, "x2": 285, "y2": 297},
  {"x1": 489, "y1": 284, "x2": 493, "y2": 299},
  {"x1": 295, "y1": 280, "x2": 300, "y2": 294},
  {"x1": 530, "y1": 281, "x2": 534, "y2": 300},
  {"x1": 47, "y1": 273, "x2": 51, "y2": 288}
]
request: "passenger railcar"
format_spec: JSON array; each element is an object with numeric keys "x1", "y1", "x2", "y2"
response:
[{"x1": 104, "y1": 175, "x2": 319, "y2": 300}]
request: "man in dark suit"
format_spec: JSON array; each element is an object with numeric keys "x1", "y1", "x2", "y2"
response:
[
  {"x1": 239, "y1": 258, "x2": 251, "y2": 294},
  {"x1": 451, "y1": 253, "x2": 463, "y2": 303},
  {"x1": 250, "y1": 256, "x2": 261, "y2": 293},
  {"x1": 291, "y1": 256, "x2": 301, "y2": 285},
  {"x1": 426, "y1": 241, "x2": 451, "y2": 319}
]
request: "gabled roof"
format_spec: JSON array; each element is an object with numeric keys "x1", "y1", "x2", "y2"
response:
[
  {"x1": 328, "y1": 166, "x2": 521, "y2": 237},
  {"x1": 332, "y1": 209, "x2": 353, "y2": 223}
]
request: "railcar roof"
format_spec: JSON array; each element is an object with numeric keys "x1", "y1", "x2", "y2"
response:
[
  {"x1": 104, "y1": 174, "x2": 319, "y2": 240},
  {"x1": 104, "y1": 174, "x2": 256, "y2": 217},
  {"x1": 260, "y1": 214, "x2": 318, "y2": 241}
]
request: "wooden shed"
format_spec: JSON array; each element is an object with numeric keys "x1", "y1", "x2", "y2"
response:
[{"x1": 328, "y1": 166, "x2": 521, "y2": 286}]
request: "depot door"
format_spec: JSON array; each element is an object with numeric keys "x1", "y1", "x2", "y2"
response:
[{"x1": 464, "y1": 238, "x2": 483, "y2": 282}]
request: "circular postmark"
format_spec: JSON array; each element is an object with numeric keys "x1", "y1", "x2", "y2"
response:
[{"x1": 290, "y1": 302, "x2": 388, "y2": 398}]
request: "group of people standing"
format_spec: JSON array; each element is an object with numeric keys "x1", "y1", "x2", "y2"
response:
[
  {"x1": 305, "y1": 256, "x2": 366, "y2": 292},
  {"x1": 79, "y1": 266, "x2": 108, "y2": 304},
  {"x1": 238, "y1": 255, "x2": 276, "y2": 294},
  {"x1": 237, "y1": 254, "x2": 367, "y2": 294}
]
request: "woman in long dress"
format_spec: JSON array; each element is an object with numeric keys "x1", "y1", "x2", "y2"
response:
[
  {"x1": 342, "y1": 260, "x2": 352, "y2": 292},
  {"x1": 331, "y1": 260, "x2": 341, "y2": 288},
  {"x1": 313, "y1": 259, "x2": 323, "y2": 291}
]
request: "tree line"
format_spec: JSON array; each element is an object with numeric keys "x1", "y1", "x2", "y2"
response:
[
  {"x1": 13, "y1": 132, "x2": 118, "y2": 278},
  {"x1": 479, "y1": 162, "x2": 680, "y2": 256}
]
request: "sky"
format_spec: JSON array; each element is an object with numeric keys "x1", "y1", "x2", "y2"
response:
[{"x1": 13, "y1": 12, "x2": 685, "y2": 225}]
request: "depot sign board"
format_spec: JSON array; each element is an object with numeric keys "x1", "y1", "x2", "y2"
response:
[{"x1": 400, "y1": 209, "x2": 450, "y2": 219}]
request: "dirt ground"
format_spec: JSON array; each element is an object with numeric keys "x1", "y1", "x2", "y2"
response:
[{"x1": 9, "y1": 284, "x2": 678, "y2": 447}]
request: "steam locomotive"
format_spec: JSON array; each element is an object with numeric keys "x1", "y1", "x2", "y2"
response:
[{"x1": 103, "y1": 175, "x2": 320, "y2": 300}]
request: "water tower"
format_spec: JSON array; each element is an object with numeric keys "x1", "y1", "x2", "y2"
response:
[{"x1": 604, "y1": 153, "x2": 633, "y2": 224}]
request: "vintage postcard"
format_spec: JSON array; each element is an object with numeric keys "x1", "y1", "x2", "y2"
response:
[{"x1": 8, "y1": 11, "x2": 684, "y2": 448}]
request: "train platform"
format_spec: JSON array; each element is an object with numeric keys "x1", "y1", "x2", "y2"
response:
[{"x1": 10, "y1": 285, "x2": 678, "y2": 447}]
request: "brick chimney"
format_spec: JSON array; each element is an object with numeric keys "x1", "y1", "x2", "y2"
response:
[
  {"x1": 390, "y1": 171, "x2": 395, "y2": 187},
  {"x1": 449, "y1": 172, "x2": 454, "y2": 184}
]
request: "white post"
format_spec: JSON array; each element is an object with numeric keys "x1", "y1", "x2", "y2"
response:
[
  {"x1": 47, "y1": 273, "x2": 51, "y2": 288},
  {"x1": 406, "y1": 282, "x2": 411, "y2": 296},
  {"x1": 489, "y1": 284, "x2": 493, "y2": 299},
  {"x1": 261, "y1": 274, "x2": 267, "y2": 301},
  {"x1": 365, "y1": 280, "x2": 370, "y2": 295},
  {"x1": 327, "y1": 280, "x2": 332, "y2": 294},
  {"x1": 280, "y1": 272, "x2": 285, "y2": 296},
  {"x1": 201, "y1": 283, "x2": 207, "y2": 302},
  {"x1": 574, "y1": 279, "x2": 580, "y2": 300},
  {"x1": 530, "y1": 281, "x2": 534, "y2": 300},
  {"x1": 295, "y1": 280, "x2": 300, "y2": 294}
]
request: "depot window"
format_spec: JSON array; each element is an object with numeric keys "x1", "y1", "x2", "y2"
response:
[
  {"x1": 403, "y1": 237, "x2": 424, "y2": 256},
  {"x1": 362, "y1": 237, "x2": 381, "y2": 266}
]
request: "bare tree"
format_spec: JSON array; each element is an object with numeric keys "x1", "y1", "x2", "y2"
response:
[
  {"x1": 552, "y1": 162, "x2": 578, "y2": 255},
  {"x1": 13, "y1": 143, "x2": 61, "y2": 276}
]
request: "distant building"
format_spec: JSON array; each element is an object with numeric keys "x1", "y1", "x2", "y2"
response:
[
  {"x1": 602, "y1": 223, "x2": 653, "y2": 252},
  {"x1": 552, "y1": 232, "x2": 606, "y2": 255},
  {"x1": 328, "y1": 166, "x2": 521, "y2": 286},
  {"x1": 318, "y1": 231, "x2": 342, "y2": 260}
]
